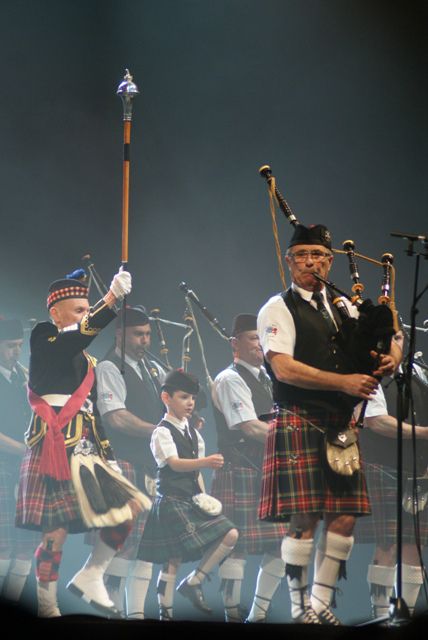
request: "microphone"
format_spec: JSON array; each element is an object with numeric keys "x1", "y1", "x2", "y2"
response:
[
  {"x1": 179, "y1": 282, "x2": 230, "y2": 340},
  {"x1": 390, "y1": 231, "x2": 427, "y2": 242}
]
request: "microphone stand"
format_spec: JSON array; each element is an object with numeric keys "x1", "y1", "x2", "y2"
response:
[{"x1": 387, "y1": 232, "x2": 428, "y2": 627}]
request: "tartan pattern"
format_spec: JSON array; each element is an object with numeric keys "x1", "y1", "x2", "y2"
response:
[
  {"x1": 0, "y1": 455, "x2": 40, "y2": 554},
  {"x1": 137, "y1": 494, "x2": 235, "y2": 564},
  {"x1": 47, "y1": 286, "x2": 88, "y2": 309},
  {"x1": 258, "y1": 406, "x2": 371, "y2": 521},
  {"x1": 354, "y1": 462, "x2": 428, "y2": 546},
  {"x1": 35, "y1": 545, "x2": 62, "y2": 582},
  {"x1": 15, "y1": 443, "x2": 87, "y2": 533},
  {"x1": 211, "y1": 464, "x2": 287, "y2": 554},
  {"x1": 84, "y1": 460, "x2": 153, "y2": 559}
]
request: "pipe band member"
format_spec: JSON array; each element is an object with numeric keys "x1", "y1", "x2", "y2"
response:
[
  {"x1": 15, "y1": 266, "x2": 139, "y2": 618},
  {"x1": 257, "y1": 223, "x2": 401, "y2": 625},
  {"x1": 136, "y1": 369, "x2": 239, "y2": 621}
]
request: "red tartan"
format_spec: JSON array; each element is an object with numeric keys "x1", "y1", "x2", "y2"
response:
[
  {"x1": 211, "y1": 464, "x2": 287, "y2": 554},
  {"x1": 355, "y1": 462, "x2": 428, "y2": 546},
  {"x1": 0, "y1": 456, "x2": 40, "y2": 554},
  {"x1": 259, "y1": 406, "x2": 371, "y2": 521},
  {"x1": 15, "y1": 443, "x2": 86, "y2": 533}
]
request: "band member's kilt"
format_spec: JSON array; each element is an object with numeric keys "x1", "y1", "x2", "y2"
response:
[
  {"x1": 354, "y1": 462, "x2": 428, "y2": 546},
  {"x1": 211, "y1": 462, "x2": 287, "y2": 554},
  {"x1": 258, "y1": 406, "x2": 371, "y2": 521},
  {"x1": 16, "y1": 441, "x2": 89, "y2": 533},
  {"x1": 0, "y1": 456, "x2": 40, "y2": 552},
  {"x1": 138, "y1": 494, "x2": 236, "y2": 564}
]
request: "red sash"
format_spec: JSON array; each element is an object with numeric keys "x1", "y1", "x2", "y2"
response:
[{"x1": 27, "y1": 363, "x2": 95, "y2": 481}]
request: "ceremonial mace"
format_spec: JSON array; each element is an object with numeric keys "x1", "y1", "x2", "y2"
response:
[{"x1": 117, "y1": 69, "x2": 139, "y2": 373}]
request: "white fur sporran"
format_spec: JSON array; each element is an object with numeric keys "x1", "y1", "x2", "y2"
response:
[{"x1": 191, "y1": 492, "x2": 223, "y2": 517}]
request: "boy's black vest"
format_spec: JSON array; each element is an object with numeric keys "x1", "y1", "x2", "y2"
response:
[
  {"x1": 99, "y1": 351, "x2": 164, "y2": 472},
  {"x1": 265, "y1": 288, "x2": 356, "y2": 418},
  {"x1": 156, "y1": 419, "x2": 201, "y2": 497},
  {"x1": 213, "y1": 362, "x2": 273, "y2": 465}
]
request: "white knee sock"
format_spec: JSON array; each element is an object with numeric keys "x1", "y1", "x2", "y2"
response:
[
  {"x1": 400, "y1": 564, "x2": 424, "y2": 615},
  {"x1": 157, "y1": 571, "x2": 176, "y2": 620},
  {"x1": 4, "y1": 558, "x2": 32, "y2": 601},
  {"x1": 247, "y1": 554, "x2": 285, "y2": 622},
  {"x1": 104, "y1": 556, "x2": 130, "y2": 613},
  {"x1": 367, "y1": 564, "x2": 395, "y2": 619},
  {"x1": 0, "y1": 558, "x2": 11, "y2": 592},
  {"x1": 187, "y1": 542, "x2": 235, "y2": 585},
  {"x1": 311, "y1": 532, "x2": 354, "y2": 614},
  {"x1": 281, "y1": 536, "x2": 314, "y2": 619},
  {"x1": 126, "y1": 560, "x2": 153, "y2": 619},
  {"x1": 218, "y1": 557, "x2": 246, "y2": 622}
]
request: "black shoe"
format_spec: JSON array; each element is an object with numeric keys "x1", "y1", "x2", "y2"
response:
[
  {"x1": 176, "y1": 578, "x2": 212, "y2": 614},
  {"x1": 317, "y1": 607, "x2": 341, "y2": 626}
]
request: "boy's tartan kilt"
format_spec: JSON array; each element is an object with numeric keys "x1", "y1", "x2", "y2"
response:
[
  {"x1": 211, "y1": 463, "x2": 287, "y2": 554},
  {"x1": 354, "y1": 462, "x2": 428, "y2": 546},
  {"x1": 258, "y1": 406, "x2": 371, "y2": 522},
  {"x1": 0, "y1": 455, "x2": 40, "y2": 552},
  {"x1": 137, "y1": 493, "x2": 236, "y2": 564}
]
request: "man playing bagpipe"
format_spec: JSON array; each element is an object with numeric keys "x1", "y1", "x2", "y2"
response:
[{"x1": 257, "y1": 223, "x2": 402, "y2": 624}]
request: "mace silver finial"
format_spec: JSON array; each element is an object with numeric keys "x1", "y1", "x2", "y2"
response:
[{"x1": 117, "y1": 69, "x2": 139, "y2": 121}]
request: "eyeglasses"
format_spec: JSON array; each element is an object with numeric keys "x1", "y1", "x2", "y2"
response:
[{"x1": 288, "y1": 250, "x2": 332, "y2": 263}]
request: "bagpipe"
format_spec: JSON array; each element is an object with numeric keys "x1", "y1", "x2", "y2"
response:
[{"x1": 259, "y1": 164, "x2": 399, "y2": 416}]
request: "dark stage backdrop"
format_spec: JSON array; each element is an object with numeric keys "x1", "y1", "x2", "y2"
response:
[{"x1": 1, "y1": 0, "x2": 427, "y2": 624}]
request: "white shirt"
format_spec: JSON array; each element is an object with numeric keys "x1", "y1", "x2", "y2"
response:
[
  {"x1": 257, "y1": 283, "x2": 357, "y2": 358},
  {"x1": 212, "y1": 358, "x2": 268, "y2": 429},
  {"x1": 96, "y1": 349, "x2": 166, "y2": 416},
  {"x1": 0, "y1": 364, "x2": 13, "y2": 382},
  {"x1": 355, "y1": 385, "x2": 388, "y2": 420},
  {"x1": 150, "y1": 413, "x2": 205, "y2": 468}
]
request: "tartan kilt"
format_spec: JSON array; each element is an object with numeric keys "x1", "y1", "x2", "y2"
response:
[
  {"x1": 211, "y1": 464, "x2": 287, "y2": 554},
  {"x1": 15, "y1": 442, "x2": 88, "y2": 533},
  {"x1": 354, "y1": 462, "x2": 428, "y2": 546},
  {"x1": 84, "y1": 459, "x2": 153, "y2": 559},
  {"x1": 0, "y1": 455, "x2": 40, "y2": 554},
  {"x1": 137, "y1": 494, "x2": 236, "y2": 564},
  {"x1": 258, "y1": 406, "x2": 371, "y2": 521}
]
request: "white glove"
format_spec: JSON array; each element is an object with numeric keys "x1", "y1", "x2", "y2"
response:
[
  {"x1": 107, "y1": 459, "x2": 123, "y2": 475},
  {"x1": 110, "y1": 266, "x2": 132, "y2": 300}
]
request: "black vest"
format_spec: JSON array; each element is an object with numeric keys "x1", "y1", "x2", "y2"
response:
[
  {"x1": 360, "y1": 367, "x2": 428, "y2": 472},
  {"x1": 0, "y1": 364, "x2": 31, "y2": 449},
  {"x1": 265, "y1": 288, "x2": 356, "y2": 418},
  {"x1": 99, "y1": 351, "x2": 164, "y2": 471},
  {"x1": 213, "y1": 362, "x2": 273, "y2": 463},
  {"x1": 156, "y1": 419, "x2": 201, "y2": 497}
]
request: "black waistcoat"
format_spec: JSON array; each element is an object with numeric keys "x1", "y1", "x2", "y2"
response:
[
  {"x1": 156, "y1": 419, "x2": 201, "y2": 497},
  {"x1": 213, "y1": 363, "x2": 273, "y2": 460},
  {"x1": 0, "y1": 365, "x2": 31, "y2": 444},
  {"x1": 360, "y1": 369, "x2": 428, "y2": 472},
  {"x1": 265, "y1": 288, "x2": 356, "y2": 417},
  {"x1": 99, "y1": 352, "x2": 164, "y2": 471}
]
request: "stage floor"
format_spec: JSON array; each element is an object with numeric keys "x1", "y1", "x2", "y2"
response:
[{"x1": 2, "y1": 603, "x2": 425, "y2": 640}]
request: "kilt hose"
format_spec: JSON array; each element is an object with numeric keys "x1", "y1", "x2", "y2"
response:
[
  {"x1": 354, "y1": 462, "x2": 428, "y2": 546},
  {"x1": 0, "y1": 455, "x2": 40, "y2": 555},
  {"x1": 137, "y1": 494, "x2": 236, "y2": 565},
  {"x1": 211, "y1": 463, "x2": 287, "y2": 554},
  {"x1": 84, "y1": 459, "x2": 152, "y2": 559},
  {"x1": 258, "y1": 406, "x2": 371, "y2": 522}
]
